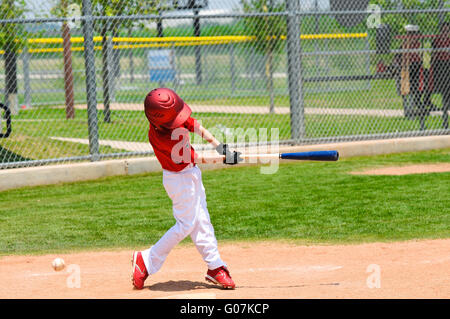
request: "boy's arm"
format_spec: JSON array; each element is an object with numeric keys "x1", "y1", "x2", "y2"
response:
[
  {"x1": 195, "y1": 124, "x2": 242, "y2": 165},
  {"x1": 196, "y1": 124, "x2": 220, "y2": 148}
]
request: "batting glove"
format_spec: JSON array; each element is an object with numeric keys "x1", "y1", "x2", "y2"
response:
[{"x1": 216, "y1": 143, "x2": 243, "y2": 165}]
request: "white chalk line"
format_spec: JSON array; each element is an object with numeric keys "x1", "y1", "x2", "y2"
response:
[
  {"x1": 28, "y1": 271, "x2": 62, "y2": 277},
  {"x1": 420, "y1": 256, "x2": 450, "y2": 264}
]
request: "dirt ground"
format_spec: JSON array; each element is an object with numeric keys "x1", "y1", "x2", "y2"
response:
[
  {"x1": 350, "y1": 163, "x2": 450, "y2": 175},
  {"x1": 0, "y1": 239, "x2": 449, "y2": 299}
]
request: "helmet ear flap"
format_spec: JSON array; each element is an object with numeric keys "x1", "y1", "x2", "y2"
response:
[
  {"x1": 149, "y1": 119, "x2": 162, "y2": 130},
  {"x1": 151, "y1": 120, "x2": 169, "y2": 131}
]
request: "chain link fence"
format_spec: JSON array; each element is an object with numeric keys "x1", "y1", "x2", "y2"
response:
[{"x1": 0, "y1": 0, "x2": 449, "y2": 168}]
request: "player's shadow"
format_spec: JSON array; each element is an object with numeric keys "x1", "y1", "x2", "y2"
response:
[
  {"x1": 238, "y1": 282, "x2": 340, "y2": 289},
  {"x1": 147, "y1": 280, "x2": 218, "y2": 292},
  {"x1": 147, "y1": 281, "x2": 340, "y2": 291}
]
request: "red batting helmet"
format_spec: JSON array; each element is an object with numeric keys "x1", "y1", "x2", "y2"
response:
[{"x1": 144, "y1": 88, "x2": 192, "y2": 129}]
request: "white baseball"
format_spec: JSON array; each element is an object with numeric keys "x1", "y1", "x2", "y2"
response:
[{"x1": 52, "y1": 258, "x2": 66, "y2": 271}]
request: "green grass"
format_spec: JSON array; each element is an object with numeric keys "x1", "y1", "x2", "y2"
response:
[{"x1": 0, "y1": 148, "x2": 449, "y2": 255}]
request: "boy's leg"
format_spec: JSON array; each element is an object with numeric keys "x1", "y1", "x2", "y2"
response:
[
  {"x1": 189, "y1": 166, "x2": 235, "y2": 289},
  {"x1": 141, "y1": 168, "x2": 199, "y2": 275},
  {"x1": 189, "y1": 166, "x2": 226, "y2": 270}
]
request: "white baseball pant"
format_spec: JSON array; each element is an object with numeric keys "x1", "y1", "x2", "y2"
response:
[{"x1": 141, "y1": 164, "x2": 226, "y2": 275}]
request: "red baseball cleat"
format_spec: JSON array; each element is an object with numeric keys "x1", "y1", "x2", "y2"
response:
[
  {"x1": 131, "y1": 251, "x2": 148, "y2": 290},
  {"x1": 205, "y1": 266, "x2": 235, "y2": 289}
]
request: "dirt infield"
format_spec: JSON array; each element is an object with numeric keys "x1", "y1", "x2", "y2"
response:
[
  {"x1": 0, "y1": 240, "x2": 449, "y2": 299},
  {"x1": 351, "y1": 163, "x2": 450, "y2": 175}
]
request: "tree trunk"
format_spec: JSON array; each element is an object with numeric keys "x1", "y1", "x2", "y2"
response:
[
  {"x1": 112, "y1": 27, "x2": 120, "y2": 79},
  {"x1": 101, "y1": 26, "x2": 111, "y2": 123},
  {"x1": 62, "y1": 22, "x2": 75, "y2": 119},
  {"x1": 4, "y1": 44, "x2": 18, "y2": 115},
  {"x1": 110, "y1": 27, "x2": 120, "y2": 102},
  {"x1": 193, "y1": 9, "x2": 202, "y2": 85}
]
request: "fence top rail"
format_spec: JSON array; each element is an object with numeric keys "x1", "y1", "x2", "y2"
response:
[
  {"x1": 0, "y1": 8, "x2": 448, "y2": 24},
  {"x1": 26, "y1": 33, "x2": 368, "y2": 44},
  {"x1": 5, "y1": 43, "x2": 449, "y2": 55},
  {"x1": 0, "y1": 33, "x2": 369, "y2": 54}
]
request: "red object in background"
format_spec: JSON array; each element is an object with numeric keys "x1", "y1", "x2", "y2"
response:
[
  {"x1": 377, "y1": 61, "x2": 387, "y2": 73},
  {"x1": 419, "y1": 67, "x2": 425, "y2": 92}
]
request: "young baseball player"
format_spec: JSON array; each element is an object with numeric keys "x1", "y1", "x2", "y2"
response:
[{"x1": 131, "y1": 88, "x2": 242, "y2": 290}]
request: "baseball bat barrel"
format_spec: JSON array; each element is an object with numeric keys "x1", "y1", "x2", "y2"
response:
[{"x1": 280, "y1": 150, "x2": 339, "y2": 161}]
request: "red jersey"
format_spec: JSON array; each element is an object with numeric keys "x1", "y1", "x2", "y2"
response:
[{"x1": 148, "y1": 116, "x2": 199, "y2": 172}]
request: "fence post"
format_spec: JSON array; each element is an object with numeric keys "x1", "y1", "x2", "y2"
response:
[
  {"x1": 437, "y1": 0, "x2": 445, "y2": 26},
  {"x1": 22, "y1": 47, "x2": 31, "y2": 108},
  {"x1": 286, "y1": 0, "x2": 305, "y2": 142},
  {"x1": 203, "y1": 45, "x2": 209, "y2": 88},
  {"x1": 365, "y1": 36, "x2": 372, "y2": 91},
  {"x1": 82, "y1": 0, "x2": 100, "y2": 161},
  {"x1": 193, "y1": 8, "x2": 202, "y2": 85},
  {"x1": 107, "y1": 35, "x2": 116, "y2": 103},
  {"x1": 230, "y1": 43, "x2": 236, "y2": 94},
  {"x1": 128, "y1": 29, "x2": 134, "y2": 83},
  {"x1": 157, "y1": 10, "x2": 164, "y2": 88},
  {"x1": 250, "y1": 46, "x2": 257, "y2": 90},
  {"x1": 314, "y1": 0, "x2": 320, "y2": 77}
]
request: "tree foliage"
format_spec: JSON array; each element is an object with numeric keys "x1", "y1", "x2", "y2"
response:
[
  {"x1": 0, "y1": 0, "x2": 28, "y2": 51},
  {"x1": 240, "y1": 0, "x2": 287, "y2": 112},
  {"x1": 369, "y1": 0, "x2": 447, "y2": 35},
  {"x1": 51, "y1": 0, "x2": 166, "y2": 33},
  {"x1": 240, "y1": 0, "x2": 286, "y2": 55}
]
